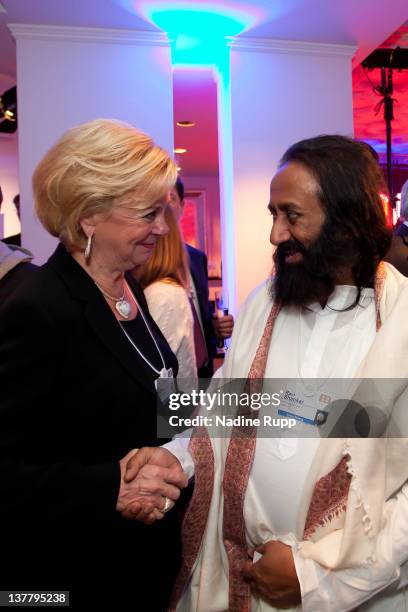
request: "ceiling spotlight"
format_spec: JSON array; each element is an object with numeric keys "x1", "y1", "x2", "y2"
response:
[
  {"x1": 177, "y1": 167, "x2": 181, "y2": 172},
  {"x1": 176, "y1": 121, "x2": 195, "y2": 127},
  {"x1": 174, "y1": 147, "x2": 187, "y2": 154}
]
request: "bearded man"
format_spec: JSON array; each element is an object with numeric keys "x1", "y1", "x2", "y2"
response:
[{"x1": 127, "y1": 135, "x2": 408, "y2": 612}]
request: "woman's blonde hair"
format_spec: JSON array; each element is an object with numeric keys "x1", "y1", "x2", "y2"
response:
[
  {"x1": 138, "y1": 206, "x2": 190, "y2": 290},
  {"x1": 33, "y1": 118, "x2": 178, "y2": 248}
]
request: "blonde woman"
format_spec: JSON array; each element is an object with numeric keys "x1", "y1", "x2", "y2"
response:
[
  {"x1": 136, "y1": 206, "x2": 198, "y2": 381},
  {"x1": 0, "y1": 119, "x2": 187, "y2": 610}
]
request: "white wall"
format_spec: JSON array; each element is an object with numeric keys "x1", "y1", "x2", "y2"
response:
[
  {"x1": 229, "y1": 40, "x2": 356, "y2": 306},
  {"x1": 10, "y1": 25, "x2": 174, "y2": 263}
]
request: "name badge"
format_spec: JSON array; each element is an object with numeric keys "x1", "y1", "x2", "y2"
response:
[
  {"x1": 159, "y1": 367, "x2": 173, "y2": 379},
  {"x1": 154, "y1": 368, "x2": 175, "y2": 400},
  {"x1": 278, "y1": 383, "x2": 330, "y2": 427}
]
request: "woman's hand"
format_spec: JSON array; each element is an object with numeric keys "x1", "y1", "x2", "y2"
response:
[{"x1": 116, "y1": 447, "x2": 187, "y2": 524}]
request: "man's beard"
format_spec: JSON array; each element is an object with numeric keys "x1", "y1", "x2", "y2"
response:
[{"x1": 270, "y1": 227, "x2": 350, "y2": 307}]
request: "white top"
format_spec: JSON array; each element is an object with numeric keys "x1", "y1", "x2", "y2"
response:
[
  {"x1": 169, "y1": 286, "x2": 377, "y2": 546},
  {"x1": 245, "y1": 285, "x2": 376, "y2": 548},
  {"x1": 144, "y1": 280, "x2": 197, "y2": 380}
]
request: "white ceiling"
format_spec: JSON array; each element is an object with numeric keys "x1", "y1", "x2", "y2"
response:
[{"x1": 1, "y1": 0, "x2": 407, "y2": 78}]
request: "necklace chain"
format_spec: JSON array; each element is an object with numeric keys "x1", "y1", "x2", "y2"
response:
[
  {"x1": 94, "y1": 280, "x2": 125, "y2": 302},
  {"x1": 119, "y1": 286, "x2": 167, "y2": 376},
  {"x1": 94, "y1": 277, "x2": 169, "y2": 376}
]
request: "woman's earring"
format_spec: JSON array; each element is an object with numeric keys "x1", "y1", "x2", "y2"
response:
[{"x1": 84, "y1": 234, "x2": 93, "y2": 263}]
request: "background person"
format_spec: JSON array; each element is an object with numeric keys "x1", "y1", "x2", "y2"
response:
[
  {"x1": 0, "y1": 118, "x2": 187, "y2": 610},
  {"x1": 1, "y1": 192, "x2": 22, "y2": 246},
  {"x1": 135, "y1": 206, "x2": 197, "y2": 380},
  {"x1": 0, "y1": 238, "x2": 37, "y2": 299},
  {"x1": 169, "y1": 177, "x2": 234, "y2": 377},
  {"x1": 0, "y1": 186, "x2": 37, "y2": 299}
]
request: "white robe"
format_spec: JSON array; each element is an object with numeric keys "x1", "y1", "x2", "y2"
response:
[{"x1": 167, "y1": 264, "x2": 408, "y2": 611}]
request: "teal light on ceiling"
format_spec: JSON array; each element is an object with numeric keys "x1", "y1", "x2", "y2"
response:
[{"x1": 140, "y1": 2, "x2": 261, "y2": 66}]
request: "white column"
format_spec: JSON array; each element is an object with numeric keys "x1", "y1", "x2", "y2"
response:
[
  {"x1": 9, "y1": 24, "x2": 174, "y2": 263},
  {"x1": 216, "y1": 51, "x2": 237, "y2": 315},
  {"x1": 229, "y1": 38, "x2": 356, "y2": 306}
]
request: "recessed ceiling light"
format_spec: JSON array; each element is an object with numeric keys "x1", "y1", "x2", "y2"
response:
[
  {"x1": 174, "y1": 147, "x2": 187, "y2": 154},
  {"x1": 176, "y1": 121, "x2": 195, "y2": 127},
  {"x1": 177, "y1": 167, "x2": 181, "y2": 172}
]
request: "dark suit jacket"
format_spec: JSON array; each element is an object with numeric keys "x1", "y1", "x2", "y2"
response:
[
  {"x1": 0, "y1": 260, "x2": 38, "y2": 302},
  {"x1": 395, "y1": 223, "x2": 408, "y2": 238},
  {"x1": 186, "y1": 244, "x2": 216, "y2": 378},
  {"x1": 384, "y1": 223, "x2": 408, "y2": 277},
  {"x1": 0, "y1": 244, "x2": 180, "y2": 610}
]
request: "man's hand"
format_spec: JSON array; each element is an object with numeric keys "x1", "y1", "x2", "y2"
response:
[
  {"x1": 212, "y1": 314, "x2": 234, "y2": 340},
  {"x1": 116, "y1": 447, "x2": 188, "y2": 524},
  {"x1": 116, "y1": 448, "x2": 163, "y2": 523},
  {"x1": 242, "y1": 541, "x2": 301, "y2": 609},
  {"x1": 125, "y1": 446, "x2": 187, "y2": 486}
]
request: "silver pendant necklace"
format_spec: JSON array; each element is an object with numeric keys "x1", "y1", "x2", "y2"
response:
[
  {"x1": 95, "y1": 277, "x2": 172, "y2": 380},
  {"x1": 94, "y1": 280, "x2": 132, "y2": 319},
  {"x1": 119, "y1": 285, "x2": 173, "y2": 380}
]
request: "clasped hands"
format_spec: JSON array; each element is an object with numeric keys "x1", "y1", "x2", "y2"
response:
[
  {"x1": 116, "y1": 447, "x2": 187, "y2": 524},
  {"x1": 115, "y1": 449, "x2": 301, "y2": 608}
]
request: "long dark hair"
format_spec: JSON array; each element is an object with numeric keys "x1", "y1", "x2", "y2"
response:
[{"x1": 279, "y1": 135, "x2": 391, "y2": 294}]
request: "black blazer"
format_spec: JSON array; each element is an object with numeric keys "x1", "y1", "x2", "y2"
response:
[
  {"x1": 0, "y1": 260, "x2": 38, "y2": 303},
  {"x1": 186, "y1": 244, "x2": 216, "y2": 378},
  {"x1": 0, "y1": 244, "x2": 180, "y2": 610}
]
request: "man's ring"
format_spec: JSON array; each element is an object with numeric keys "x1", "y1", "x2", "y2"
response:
[{"x1": 163, "y1": 497, "x2": 172, "y2": 513}]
